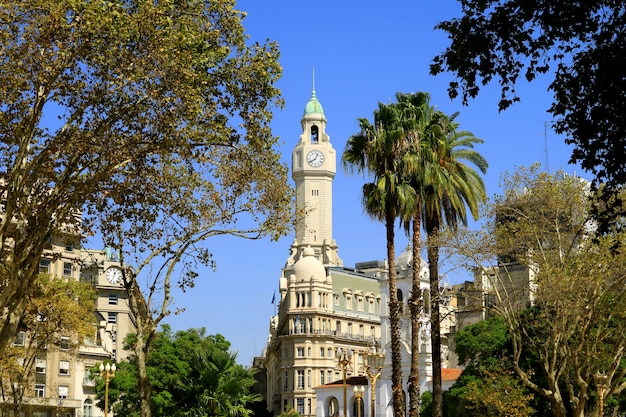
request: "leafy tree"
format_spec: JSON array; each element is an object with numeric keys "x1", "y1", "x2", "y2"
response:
[
  {"x1": 343, "y1": 101, "x2": 416, "y2": 417},
  {"x1": 418, "y1": 112, "x2": 487, "y2": 417},
  {"x1": 445, "y1": 165, "x2": 626, "y2": 417},
  {"x1": 0, "y1": 1, "x2": 290, "y2": 415},
  {"x1": 97, "y1": 326, "x2": 259, "y2": 417},
  {"x1": 446, "y1": 317, "x2": 536, "y2": 417},
  {"x1": 0, "y1": 275, "x2": 96, "y2": 416},
  {"x1": 176, "y1": 346, "x2": 260, "y2": 417},
  {"x1": 344, "y1": 93, "x2": 486, "y2": 417},
  {"x1": 392, "y1": 92, "x2": 433, "y2": 417},
  {"x1": 276, "y1": 407, "x2": 300, "y2": 417},
  {"x1": 431, "y1": 1, "x2": 626, "y2": 232}
]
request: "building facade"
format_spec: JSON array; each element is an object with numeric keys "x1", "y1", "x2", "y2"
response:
[
  {"x1": 262, "y1": 89, "x2": 383, "y2": 417},
  {"x1": 5, "y1": 230, "x2": 135, "y2": 417}
]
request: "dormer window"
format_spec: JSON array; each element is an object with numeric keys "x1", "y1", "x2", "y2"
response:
[{"x1": 311, "y1": 125, "x2": 319, "y2": 143}]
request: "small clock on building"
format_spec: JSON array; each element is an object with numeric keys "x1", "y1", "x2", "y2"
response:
[
  {"x1": 105, "y1": 267, "x2": 122, "y2": 285},
  {"x1": 306, "y1": 150, "x2": 324, "y2": 167}
]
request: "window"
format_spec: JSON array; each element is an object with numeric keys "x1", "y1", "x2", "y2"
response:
[
  {"x1": 297, "y1": 347, "x2": 304, "y2": 357},
  {"x1": 307, "y1": 369, "x2": 311, "y2": 388},
  {"x1": 108, "y1": 312, "x2": 117, "y2": 324},
  {"x1": 335, "y1": 321, "x2": 341, "y2": 333},
  {"x1": 347, "y1": 322, "x2": 352, "y2": 335},
  {"x1": 35, "y1": 384, "x2": 45, "y2": 397},
  {"x1": 60, "y1": 337, "x2": 70, "y2": 350},
  {"x1": 346, "y1": 296, "x2": 352, "y2": 309},
  {"x1": 308, "y1": 399, "x2": 312, "y2": 415},
  {"x1": 311, "y1": 125, "x2": 319, "y2": 143},
  {"x1": 297, "y1": 398, "x2": 305, "y2": 415},
  {"x1": 296, "y1": 370, "x2": 304, "y2": 390},
  {"x1": 334, "y1": 294, "x2": 340, "y2": 306},
  {"x1": 320, "y1": 370, "x2": 325, "y2": 385},
  {"x1": 58, "y1": 385, "x2": 69, "y2": 399},
  {"x1": 327, "y1": 347, "x2": 332, "y2": 357},
  {"x1": 112, "y1": 331, "x2": 117, "y2": 343},
  {"x1": 65, "y1": 243, "x2": 74, "y2": 252},
  {"x1": 368, "y1": 299, "x2": 375, "y2": 313},
  {"x1": 320, "y1": 347, "x2": 325, "y2": 358},
  {"x1": 83, "y1": 399, "x2": 93, "y2": 417},
  {"x1": 59, "y1": 360, "x2": 70, "y2": 376},
  {"x1": 357, "y1": 296, "x2": 364, "y2": 311},
  {"x1": 283, "y1": 372, "x2": 288, "y2": 391},
  {"x1": 359, "y1": 324, "x2": 364, "y2": 337},
  {"x1": 14, "y1": 331, "x2": 25, "y2": 346},
  {"x1": 108, "y1": 294, "x2": 118, "y2": 305},
  {"x1": 327, "y1": 370, "x2": 333, "y2": 382},
  {"x1": 307, "y1": 347, "x2": 311, "y2": 357},
  {"x1": 35, "y1": 358, "x2": 46, "y2": 374},
  {"x1": 39, "y1": 259, "x2": 51, "y2": 274},
  {"x1": 371, "y1": 326, "x2": 376, "y2": 337},
  {"x1": 63, "y1": 262, "x2": 72, "y2": 277}
]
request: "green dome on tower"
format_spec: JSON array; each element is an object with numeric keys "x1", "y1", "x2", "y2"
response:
[{"x1": 303, "y1": 90, "x2": 324, "y2": 116}]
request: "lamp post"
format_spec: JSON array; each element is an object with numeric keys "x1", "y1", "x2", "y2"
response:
[
  {"x1": 595, "y1": 372, "x2": 609, "y2": 417},
  {"x1": 363, "y1": 347, "x2": 385, "y2": 417},
  {"x1": 99, "y1": 362, "x2": 116, "y2": 417},
  {"x1": 336, "y1": 348, "x2": 353, "y2": 417},
  {"x1": 353, "y1": 386, "x2": 365, "y2": 417}
]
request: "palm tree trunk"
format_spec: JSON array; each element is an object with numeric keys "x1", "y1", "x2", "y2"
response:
[
  {"x1": 386, "y1": 212, "x2": 406, "y2": 417},
  {"x1": 427, "y1": 225, "x2": 443, "y2": 417},
  {"x1": 407, "y1": 213, "x2": 422, "y2": 417}
]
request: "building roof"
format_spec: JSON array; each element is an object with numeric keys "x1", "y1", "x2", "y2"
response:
[
  {"x1": 304, "y1": 90, "x2": 324, "y2": 115},
  {"x1": 315, "y1": 375, "x2": 369, "y2": 389},
  {"x1": 441, "y1": 368, "x2": 463, "y2": 381}
]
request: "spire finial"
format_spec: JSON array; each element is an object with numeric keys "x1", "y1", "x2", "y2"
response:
[{"x1": 312, "y1": 67, "x2": 315, "y2": 93}]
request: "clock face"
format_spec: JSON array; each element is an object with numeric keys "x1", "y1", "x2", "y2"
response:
[
  {"x1": 306, "y1": 150, "x2": 325, "y2": 167},
  {"x1": 106, "y1": 267, "x2": 122, "y2": 285}
]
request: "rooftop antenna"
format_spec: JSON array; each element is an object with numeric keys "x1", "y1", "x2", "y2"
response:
[{"x1": 544, "y1": 121, "x2": 550, "y2": 173}]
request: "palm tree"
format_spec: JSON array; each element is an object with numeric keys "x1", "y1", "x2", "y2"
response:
[
  {"x1": 393, "y1": 92, "x2": 438, "y2": 417},
  {"x1": 177, "y1": 348, "x2": 260, "y2": 417},
  {"x1": 421, "y1": 113, "x2": 487, "y2": 417},
  {"x1": 343, "y1": 101, "x2": 416, "y2": 417}
]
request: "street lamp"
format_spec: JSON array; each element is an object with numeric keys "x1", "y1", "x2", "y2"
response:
[
  {"x1": 363, "y1": 346, "x2": 385, "y2": 417},
  {"x1": 99, "y1": 362, "x2": 116, "y2": 417},
  {"x1": 595, "y1": 372, "x2": 609, "y2": 417},
  {"x1": 336, "y1": 347, "x2": 353, "y2": 417},
  {"x1": 353, "y1": 386, "x2": 365, "y2": 417}
]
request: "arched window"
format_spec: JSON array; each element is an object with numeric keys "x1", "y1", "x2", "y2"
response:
[
  {"x1": 311, "y1": 125, "x2": 319, "y2": 143},
  {"x1": 83, "y1": 399, "x2": 93, "y2": 417}
]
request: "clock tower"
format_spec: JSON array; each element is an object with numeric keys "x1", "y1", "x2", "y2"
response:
[{"x1": 290, "y1": 88, "x2": 342, "y2": 266}]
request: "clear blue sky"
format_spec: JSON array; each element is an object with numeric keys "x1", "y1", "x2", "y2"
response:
[{"x1": 164, "y1": 0, "x2": 589, "y2": 365}]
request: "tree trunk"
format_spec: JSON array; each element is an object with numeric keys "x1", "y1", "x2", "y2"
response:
[
  {"x1": 407, "y1": 213, "x2": 422, "y2": 417},
  {"x1": 134, "y1": 319, "x2": 153, "y2": 417},
  {"x1": 386, "y1": 212, "x2": 406, "y2": 417},
  {"x1": 427, "y1": 225, "x2": 443, "y2": 417},
  {"x1": 127, "y1": 276, "x2": 156, "y2": 417}
]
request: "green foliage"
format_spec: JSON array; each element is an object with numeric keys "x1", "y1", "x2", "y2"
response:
[
  {"x1": 0, "y1": 0, "x2": 289, "y2": 363},
  {"x1": 419, "y1": 391, "x2": 432, "y2": 417},
  {"x1": 454, "y1": 316, "x2": 510, "y2": 368},
  {"x1": 0, "y1": 276, "x2": 97, "y2": 412},
  {"x1": 99, "y1": 326, "x2": 259, "y2": 417},
  {"x1": 431, "y1": 1, "x2": 626, "y2": 232},
  {"x1": 446, "y1": 166, "x2": 626, "y2": 416},
  {"x1": 276, "y1": 406, "x2": 300, "y2": 417},
  {"x1": 446, "y1": 317, "x2": 536, "y2": 417}
]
